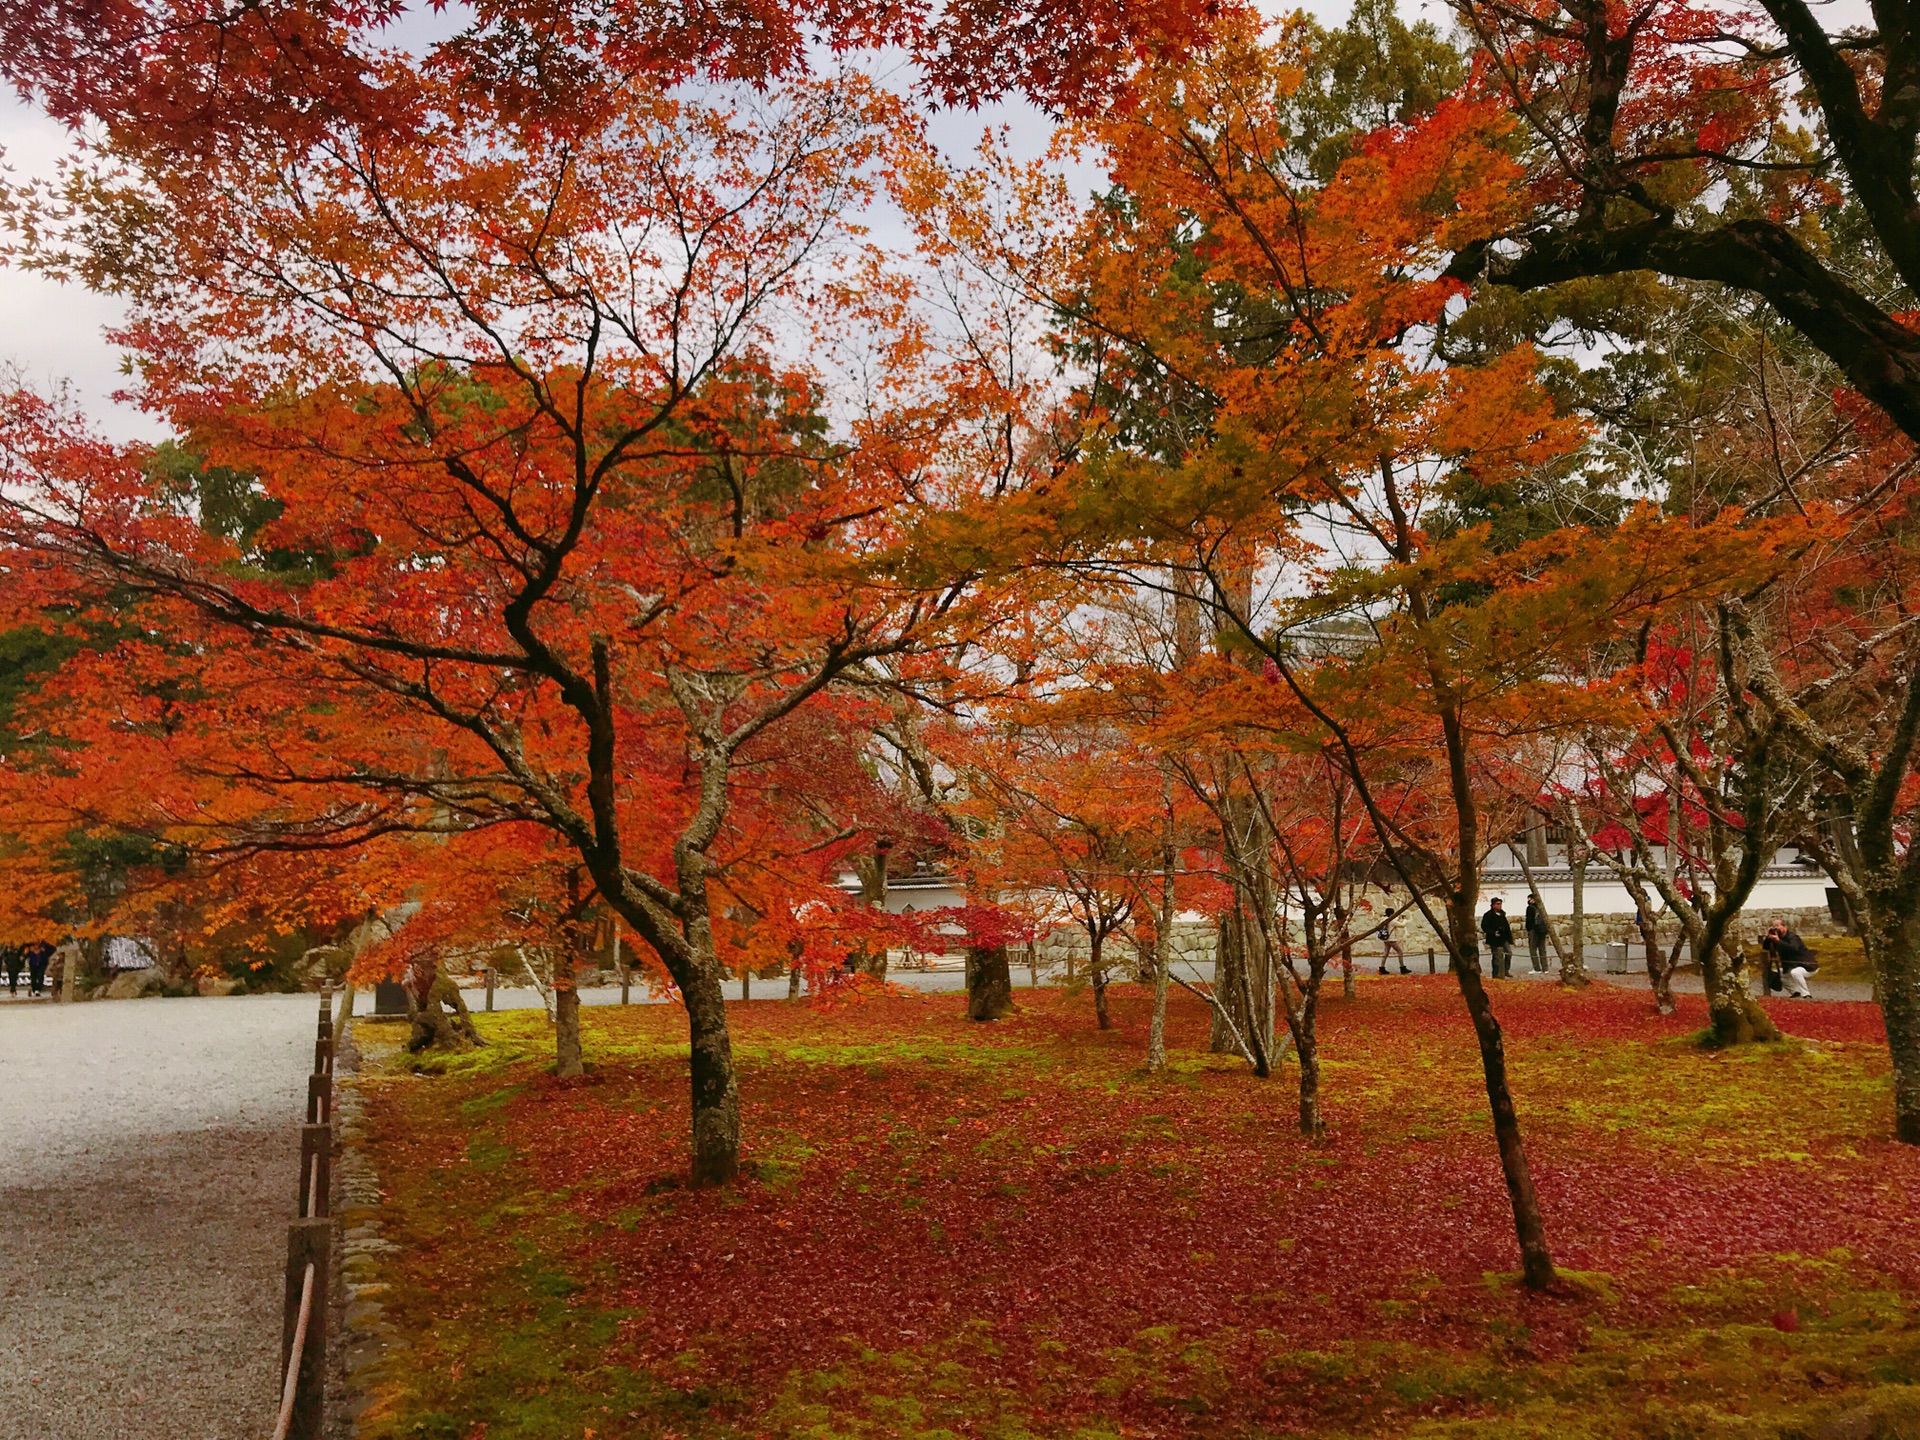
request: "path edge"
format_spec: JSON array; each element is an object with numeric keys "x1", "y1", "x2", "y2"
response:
[{"x1": 327, "y1": 1019, "x2": 398, "y2": 1438}]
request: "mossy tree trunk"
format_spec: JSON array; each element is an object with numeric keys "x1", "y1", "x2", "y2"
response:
[
  {"x1": 1564, "y1": 839, "x2": 1590, "y2": 987},
  {"x1": 553, "y1": 975, "x2": 584, "y2": 1078},
  {"x1": 405, "y1": 961, "x2": 483, "y2": 1053},
  {"x1": 966, "y1": 944, "x2": 1014, "y2": 1022},
  {"x1": 1863, "y1": 892, "x2": 1920, "y2": 1141}
]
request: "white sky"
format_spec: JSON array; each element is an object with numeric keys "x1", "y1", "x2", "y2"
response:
[{"x1": 0, "y1": 0, "x2": 1385, "y2": 444}]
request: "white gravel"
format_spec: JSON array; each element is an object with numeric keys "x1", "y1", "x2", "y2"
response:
[{"x1": 0, "y1": 993, "x2": 317, "y2": 1440}]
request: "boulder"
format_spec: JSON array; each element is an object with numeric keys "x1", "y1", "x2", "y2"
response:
[
  {"x1": 196, "y1": 975, "x2": 244, "y2": 997},
  {"x1": 103, "y1": 968, "x2": 165, "y2": 1000}
]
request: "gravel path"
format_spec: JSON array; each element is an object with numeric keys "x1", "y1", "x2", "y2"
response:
[{"x1": 0, "y1": 993, "x2": 316, "y2": 1440}]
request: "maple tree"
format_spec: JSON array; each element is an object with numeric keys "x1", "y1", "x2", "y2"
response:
[
  {"x1": 951, "y1": 716, "x2": 1167, "y2": 1032},
  {"x1": 0, "y1": 0, "x2": 1224, "y2": 160},
  {"x1": 903, "y1": 10, "x2": 1847, "y2": 1288},
  {"x1": 0, "y1": 55, "x2": 1040, "y2": 1184},
  {"x1": 1450, "y1": 0, "x2": 1920, "y2": 447}
]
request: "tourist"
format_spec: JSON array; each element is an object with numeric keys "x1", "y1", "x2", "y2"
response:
[
  {"x1": 24, "y1": 940, "x2": 53, "y2": 997},
  {"x1": 2, "y1": 945, "x2": 21, "y2": 997},
  {"x1": 1763, "y1": 919, "x2": 1818, "y2": 999},
  {"x1": 1523, "y1": 897, "x2": 1550, "y2": 973},
  {"x1": 1377, "y1": 907, "x2": 1409, "y2": 975},
  {"x1": 1481, "y1": 898, "x2": 1514, "y2": 979}
]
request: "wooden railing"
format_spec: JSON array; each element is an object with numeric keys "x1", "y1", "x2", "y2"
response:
[{"x1": 272, "y1": 984, "x2": 335, "y2": 1440}]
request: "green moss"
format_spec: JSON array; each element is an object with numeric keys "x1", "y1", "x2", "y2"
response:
[{"x1": 347, "y1": 993, "x2": 1919, "y2": 1440}]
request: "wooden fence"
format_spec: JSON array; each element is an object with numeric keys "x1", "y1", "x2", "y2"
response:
[{"x1": 271, "y1": 984, "x2": 335, "y2": 1440}]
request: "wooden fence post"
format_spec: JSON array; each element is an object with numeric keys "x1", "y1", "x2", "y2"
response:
[
  {"x1": 296, "y1": 1123, "x2": 332, "y2": 1220},
  {"x1": 279, "y1": 1218, "x2": 331, "y2": 1440},
  {"x1": 1427, "y1": 947, "x2": 1436, "y2": 974},
  {"x1": 306, "y1": 1073, "x2": 332, "y2": 1126}
]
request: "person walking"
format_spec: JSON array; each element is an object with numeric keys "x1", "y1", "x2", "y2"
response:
[
  {"x1": 1377, "y1": 907, "x2": 1410, "y2": 975},
  {"x1": 1763, "y1": 919, "x2": 1818, "y2": 999},
  {"x1": 1523, "y1": 897, "x2": 1550, "y2": 974},
  {"x1": 2, "y1": 945, "x2": 21, "y2": 997},
  {"x1": 1481, "y1": 898, "x2": 1515, "y2": 979},
  {"x1": 24, "y1": 940, "x2": 53, "y2": 997}
]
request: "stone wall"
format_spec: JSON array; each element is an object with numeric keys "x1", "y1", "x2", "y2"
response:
[
  {"x1": 1347, "y1": 890, "x2": 1846, "y2": 960},
  {"x1": 1029, "y1": 920, "x2": 1219, "y2": 976},
  {"x1": 1025, "y1": 898, "x2": 1845, "y2": 974}
]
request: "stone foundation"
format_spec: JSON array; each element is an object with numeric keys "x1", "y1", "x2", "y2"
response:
[{"x1": 1024, "y1": 899, "x2": 1845, "y2": 972}]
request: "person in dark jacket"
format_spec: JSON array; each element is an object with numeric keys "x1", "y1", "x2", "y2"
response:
[
  {"x1": 1481, "y1": 899, "x2": 1515, "y2": 978},
  {"x1": 2, "y1": 945, "x2": 21, "y2": 997},
  {"x1": 1523, "y1": 898, "x2": 1550, "y2": 973},
  {"x1": 1762, "y1": 919, "x2": 1818, "y2": 998},
  {"x1": 24, "y1": 941, "x2": 53, "y2": 997}
]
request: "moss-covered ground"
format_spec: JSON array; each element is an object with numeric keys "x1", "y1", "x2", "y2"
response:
[{"x1": 347, "y1": 979, "x2": 1920, "y2": 1440}]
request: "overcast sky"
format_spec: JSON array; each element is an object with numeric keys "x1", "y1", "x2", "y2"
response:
[{"x1": 0, "y1": 0, "x2": 1375, "y2": 444}]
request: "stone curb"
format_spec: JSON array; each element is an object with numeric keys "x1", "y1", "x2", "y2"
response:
[{"x1": 328, "y1": 1020, "x2": 399, "y2": 1438}]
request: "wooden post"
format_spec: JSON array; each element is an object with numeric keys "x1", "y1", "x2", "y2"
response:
[
  {"x1": 279, "y1": 1218, "x2": 331, "y2": 1440},
  {"x1": 306, "y1": 1073, "x2": 332, "y2": 1126},
  {"x1": 485, "y1": 967, "x2": 496, "y2": 1012},
  {"x1": 312, "y1": 1035, "x2": 333, "y2": 1076},
  {"x1": 297, "y1": 1123, "x2": 331, "y2": 1220},
  {"x1": 1427, "y1": 946, "x2": 1437, "y2": 974}
]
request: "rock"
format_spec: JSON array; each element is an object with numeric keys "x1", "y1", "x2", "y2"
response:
[
  {"x1": 196, "y1": 975, "x2": 243, "y2": 997},
  {"x1": 102, "y1": 969, "x2": 165, "y2": 1000}
]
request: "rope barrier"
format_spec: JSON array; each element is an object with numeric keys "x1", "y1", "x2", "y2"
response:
[{"x1": 270, "y1": 1261, "x2": 317, "y2": 1440}]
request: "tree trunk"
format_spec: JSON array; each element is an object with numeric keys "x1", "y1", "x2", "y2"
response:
[
  {"x1": 1862, "y1": 888, "x2": 1920, "y2": 1142},
  {"x1": 788, "y1": 964, "x2": 802, "y2": 1000},
  {"x1": 681, "y1": 961, "x2": 741, "y2": 1186},
  {"x1": 1210, "y1": 911, "x2": 1243, "y2": 1054},
  {"x1": 966, "y1": 944, "x2": 1014, "y2": 1022},
  {"x1": 406, "y1": 963, "x2": 483, "y2": 1053},
  {"x1": 1147, "y1": 830, "x2": 1176, "y2": 1073},
  {"x1": 1563, "y1": 845, "x2": 1590, "y2": 987},
  {"x1": 741, "y1": 969, "x2": 751, "y2": 1001},
  {"x1": 1147, "y1": 937, "x2": 1170, "y2": 1072},
  {"x1": 1090, "y1": 931, "x2": 1112, "y2": 1030},
  {"x1": 1295, "y1": 991, "x2": 1323, "y2": 1137},
  {"x1": 337, "y1": 983, "x2": 356, "y2": 1026},
  {"x1": 1234, "y1": 926, "x2": 1273, "y2": 1080},
  {"x1": 1633, "y1": 904, "x2": 1675, "y2": 1017},
  {"x1": 1451, "y1": 911, "x2": 1556, "y2": 1290},
  {"x1": 1341, "y1": 938, "x2": 1355, "y2": 1000},
  {"x1": 1697, "y1": 919, "x2": 1781, "y2": 1045},
  {"x1": 553, "y1": 977, "x2": 584, "y2": 1078},
  {"x1": 1212, "y1": 906, "x2": 1273, "y2": 1058}
]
